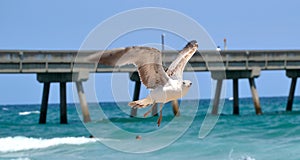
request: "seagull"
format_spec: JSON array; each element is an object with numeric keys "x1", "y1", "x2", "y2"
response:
[{"x1": 88, "y1": 40, "x2": 198, "y2": 126}]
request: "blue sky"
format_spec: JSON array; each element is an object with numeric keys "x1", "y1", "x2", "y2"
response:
[{"x1": 0, "y1": 0, "x2": 300, "y2": 104}]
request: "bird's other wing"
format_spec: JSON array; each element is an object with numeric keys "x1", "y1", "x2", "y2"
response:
[
  {"x1": 87, "y1": 46, "x2": 170, "y2": 89},
  {"x1": 166, "y1": 40, "x2": 198, "y2": 80}
]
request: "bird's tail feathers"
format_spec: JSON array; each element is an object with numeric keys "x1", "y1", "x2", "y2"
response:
[{"x1": 128, "y1": 98, "x2": 152, "y2": 108}]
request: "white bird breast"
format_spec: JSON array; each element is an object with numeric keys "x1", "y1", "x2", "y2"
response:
[{"x1": 149, "y1": 79, "x2": 184, "y2": 103}]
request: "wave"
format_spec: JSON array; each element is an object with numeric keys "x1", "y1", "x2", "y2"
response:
[
  {"x1": 241, "y1": 156, "x2": 256, "y2": 160},
  {"x1": 228, "y1": 149, "x2": 256, "y2": 160},
  {"x1": 0, "y1": 136, "x2": 98, "y2": 153},
  {"x1": 9, "y1": 158, "x2": 31, "y2": 160},
  {"x1": 18, "y1": 111, "x2": 40, "y2": 116}
]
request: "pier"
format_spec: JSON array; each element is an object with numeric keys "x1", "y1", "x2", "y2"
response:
[{"x1": 1, "y1": 49, "x2": 300, "y2": 123}]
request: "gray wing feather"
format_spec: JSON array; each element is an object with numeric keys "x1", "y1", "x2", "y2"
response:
[
  {"x1": 88, "y1": 46, "x2": 169, "y2": 89},
  {"x1": 166, "y1": 44, "x2": 198, "y2": 80}
]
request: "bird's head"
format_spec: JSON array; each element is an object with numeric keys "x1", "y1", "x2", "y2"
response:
[
  {"x1": 182, "y1": 80, "x2": 192, "y2": 88},
  {"x1": 181, "y1": 80, "x2": 192, "y2": 96}
]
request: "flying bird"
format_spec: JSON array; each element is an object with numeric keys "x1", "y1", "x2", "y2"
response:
[{"x1": 88, "y1": 40, "x2": 198, "y2": 126}]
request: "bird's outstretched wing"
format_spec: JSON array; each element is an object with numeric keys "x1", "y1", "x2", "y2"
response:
[
  {"x1": 88, "y1": 46, "x2": 169, "y2": 89},
  {"x1": 166, "y1": 40, "x2": 198, "y2": 80}
]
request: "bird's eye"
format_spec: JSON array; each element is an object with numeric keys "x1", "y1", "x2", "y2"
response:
[{"x1": 183, "y1": 82, "x2": 185, "y2": 85}]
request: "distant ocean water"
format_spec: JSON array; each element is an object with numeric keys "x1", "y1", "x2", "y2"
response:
[{"x1": 1, "y1": 97, "x2": 300, "y2": 160}]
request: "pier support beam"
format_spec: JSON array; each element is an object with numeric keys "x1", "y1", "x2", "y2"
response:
[
  {"x1": 76, "y1": 81, "x2": 91, "y2": 122},
  {"x1": 211, "y1": 69, "x2": 261, "y2": 115},
  {"x1": 285, "y1": 70, "x2": 300, "y2": 112},
  {"x1": 39, "y1": 82, "x2": 50, "y2": 124},
  {"x1": 233, "y1": 79, "x2": 239, "y2": 115},
  {"x1": 249, "y1": 78, "x2": 262, "y2": 115},
  {"x1": 286, "y1": 77, "x2": 297, "y2": 111},
  {"x1": 212, "y1": 79, "x2": 223, "y2": 115},
  {"x1": 130, "y1": 80, "x2": 141, "y2": 117},
  {"x1": 129, "y1": 72, "x2": 141, "y2": 117},
  {"x1": 60, "y1": 82, "x2": 67, "y2": 124},
  {"x1": 37, "y1": 72, "x2": 90, "y2": 124}
]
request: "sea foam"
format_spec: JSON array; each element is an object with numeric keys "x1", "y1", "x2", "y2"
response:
[
  {"x1": 0, "y1": 136, "x2": 97, "y2": 153},
  {"x1": 18, "y1": 111, "x2": 40, "y2": 116}
]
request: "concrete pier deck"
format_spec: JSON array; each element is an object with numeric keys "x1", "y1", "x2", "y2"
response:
[{"x1": 1, "y1": 49, "x2": 300, "y2": 122}]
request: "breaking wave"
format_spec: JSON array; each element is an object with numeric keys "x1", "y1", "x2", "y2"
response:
[
  {"x1": 18, "y1": 111, "x2": 40, "y2": 116},
  {"x1": 0, "y1": 136, "x2": 98, "y2": 153}
]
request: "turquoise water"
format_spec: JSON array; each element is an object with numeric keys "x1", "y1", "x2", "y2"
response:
[{"x1": 1, "y1": 97, "x2": 300, "y2": 160}]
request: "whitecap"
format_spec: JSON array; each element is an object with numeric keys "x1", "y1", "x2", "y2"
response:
[
  {"x1": 18, "y1": 111, "x2": 40, "y2": 116},
  {"x1": 240, "y1": 155, "x2": 256, "y2": 160},
  {"x1": 228, "y1": 149, "x2": 256, "y2": 160},
  {"x1": 2, "y1": 107, "x2": 9, "y2": 111},
  {"x1": 11, "y1": 158, "x2": 31, "y2": 160},
  {"x1": 0, "y1": 136, "x2": 98, "y2": 153}
]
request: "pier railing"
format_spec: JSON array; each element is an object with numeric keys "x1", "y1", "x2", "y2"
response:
[{"x1": 2, "y1": 50, "x2": 300, "y2": 73}]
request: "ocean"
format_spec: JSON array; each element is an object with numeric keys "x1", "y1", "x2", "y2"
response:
[{"x1": 1, "y1": 97, "x2": 300, "y2": 160}]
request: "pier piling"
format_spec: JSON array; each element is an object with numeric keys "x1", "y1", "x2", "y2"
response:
[
  {"x1": 39, "y1": 82, "x2": 50, "y2": 124},
  {"x1": 129, "y1": 72, "x2": 141, "y2": 117},
  {"x1": 285, "y1": 70, "x2": 300, "y2": 111},
  {"x1": 37, "y1": 72, "x2": 90, "y2": 124},
  {"x1": 249, "y1": 78, "x2": 262, "y2": 115},
  {"x1": 212, "y1": 79, "x2": 223, "y2": 115},
  {"x1": 233, "y1": 79, "x2": 240, "y2": 115},
  {"x1": 211, "y1": 69, "x2": 261, "y2": 114},
  {"x1": 286, "y1": 77, "x2": 297, "y2": 111},
  {"x1": 76, "y1": 81, "x2": 91, "y2": 122},
  {"x1": 60, "y1": 82, "x2": 67, "y2": 124},
  {"x1": 130, "y1": 80, "x2": 141, "y2": 117}
]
